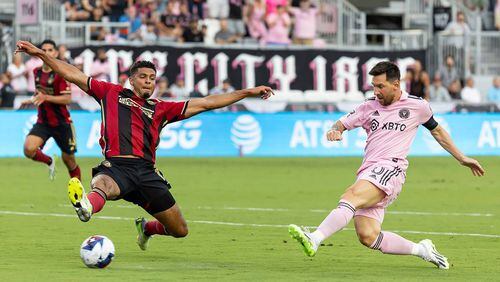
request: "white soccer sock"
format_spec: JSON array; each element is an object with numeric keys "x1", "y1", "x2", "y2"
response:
[
  {"x1": 411, "y1": 242, "x2": 426, "y2": 257},
  {"x1": 309, "y1": 230, "x2": 326, "y2": 246}
]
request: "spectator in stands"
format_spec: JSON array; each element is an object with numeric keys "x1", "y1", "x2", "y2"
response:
[
  {"x1": 24, "y1": 56, "x2": 43, "y2": 96},
  {"x1": 207, "y1": 0, "x2": 229, "y2": 18},
  {"x1": 228, "y1": 0, "x2": 247, "y2": 39},
  {"x1": 209, "y1": 78, "x2": 237, "y2": 111},
  {"x1": 103, "y1": 0, "x2": 129, "y2": 22},
  {"x1": 405, "y1": 60, "x2": 430, "y2": 100},
  {"x1": 438, "y1": 55, "x2": 462, "y2": 99},
  {"x1": 215, "y1": 19, "x2": 240, "y2": 44},
  {"x1": 188, "y1": 0, "x2": 205, "y2": 19},
  {"x1": 136, "y1": 0, "x2": 161, "y2": 25},
  {"x1": 71, "y1": 57, "x2": 88, "y2": 101},
  {"x1": 95, "y1": 26, "x2": 120, "y2": 42},
  {"x1": 64, "y1": 1, "x2": 91, "y2": 21},
  {"x1": 487, "y1": 76, "x2": 500, "y2": 102},
  {"x1": 0, "y1": 73, "x2": 15, "y2": 108},
  {"x1": 119, "y1": 6, "x2": 143, "y2": 40},
  {"x1": 154, "y1": 77, "x2": 173, "y2": 98},
  {"x1": 90, "y1": 6, "x2": 105, "y2": 22},
  {"x1": 180, "y1": 19, "x2": 206, "y2": 42},
  {"x1": 57, "y1": 44, "x2": 74, "y2": 64},
  {"x1": 429, "y1": 73, "x2": 452, "y2": 102},
  {"x1": 140, "y1": 23, "x2": 158, "y2": 43},
  {"x1": 118, "y1": 73, "x2": 129, "y2": 87},
  {"x1": 190, "y1": 84, "x2": 205, "y2": 97},
  {"x1": 290, "y1": 0, "x2": 318, "y2": 45},
  {"x1": 209, "y1": 78, "x2": 235, "y2": 95},
  {"x1": 90, "y1": 48, "x2": 111, "y2": 81},
  {"x1": 461, "y1": 77, "x2": 482, "y2": 103},
  {"x1": 7, "y1": 53, "x2": 28, "y2": 95},
  {"x1": 157, "y1": 0, "x2": 187, "y2": 42},
  {"x1": 246, "y1": 0, "x2": 267, "y2": 40},
  {"x1": 443, "y1": 11, "x2": 470, "y2": 47},
  {"x1": 170, "y1": 76, "x2": 190, "y2": 99},
  {"x1": 81, "y1": 0, "x2": 101, "y2": 13},
  {"x1": 265, "y1": 5, "x2": 291, "y2": 45},
  {"x1": 266, "y1": 0, "x2": 288, "y2": 15},
  {"x1": 496, "y1": 0, "x2": 500, "y2": 30}
]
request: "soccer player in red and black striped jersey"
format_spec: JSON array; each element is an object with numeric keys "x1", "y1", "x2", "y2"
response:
[
  {"x1": 21, "y1": 39, "x2": 81, "y2": 181},
  {"x1": 16, "y1": 40, "x2": 273, "y2": 250}
]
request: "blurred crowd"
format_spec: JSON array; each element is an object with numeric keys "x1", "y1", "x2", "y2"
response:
[
  {"x1": 2, "y1": 46, "x2": 500, "y2": 109},
  {"x1": 404, "y1": 56, "x2": 500, "y2": 104},
  {"x1": 62, "y1": 0, "x2": 326, "y2": 46}
]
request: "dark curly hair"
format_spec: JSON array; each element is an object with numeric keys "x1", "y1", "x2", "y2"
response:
[{"x1": 130, "y1": 60, "x2": 156, "y2": 75}]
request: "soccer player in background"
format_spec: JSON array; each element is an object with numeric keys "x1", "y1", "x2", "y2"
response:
[
  {"x1": 15, "y1": 40, "x2": 274, "y2": 250},
  {"x1": 288, "y1": 62, "x2": 485, "y2": 269},
  {"x1": 21, "y1": 39, "x2": 81, "y2": 181}
]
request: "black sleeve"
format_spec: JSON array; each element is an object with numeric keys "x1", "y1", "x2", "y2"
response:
[{"x1": 422, "y1": 115, "x2": 439, "y2": 130}]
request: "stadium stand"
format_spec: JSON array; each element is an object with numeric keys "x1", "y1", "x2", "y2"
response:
[{"x1": 1, "y1": 0, "x2": 499, "y2": 112}]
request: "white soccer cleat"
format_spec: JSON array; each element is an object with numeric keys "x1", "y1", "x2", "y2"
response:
[
  {"x1": 48, "y1": 155, "x2": 57, "y2": 181},
  {"x1": 288, "y1": 224, "x2": 319, "y2": 257},
  {"x1": 419, "y1": 239, "x2": 449, "y2": 269},
  {"x1": 68, "y1": 177, "x2": 93, "y2": 222}
]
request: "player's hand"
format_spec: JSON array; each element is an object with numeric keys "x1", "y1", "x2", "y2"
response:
[
  {"x1": 246, "y1": 86, "x2": 274, "y2": 100},
  {"x1": 32, "y1": 91, "x2": 48, "y2": 106},
  {"x1": 459, "y1": 157, "x2": 485, "y2": 177},
  {"x1": 326, "y1": 129, "x2": 343, "y2": 141},
  {"x1": 20, "y1": 99, "x2": 33, "y2": 107},
  {"x1": 15, "y1": 41, "x2": 43, "y2": 56}
]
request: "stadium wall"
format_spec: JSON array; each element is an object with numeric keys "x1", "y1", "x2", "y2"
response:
[
  {"x1": 69, "y1": 46, "x2": 426, "y2": 97},
  {"x1": 1, "y1": 111, "x2": 499, "y2": 157}
]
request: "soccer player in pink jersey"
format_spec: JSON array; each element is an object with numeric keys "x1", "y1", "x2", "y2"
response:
[{"x1": 289, "y1": 61, "x2": 485, "y2": 269}]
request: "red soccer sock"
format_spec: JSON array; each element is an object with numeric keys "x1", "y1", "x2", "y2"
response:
[
  {"x1": 32, "y1": 149, "x2": 52, "y2": 165},
  {"x1": 87, "y1": 190, "x2": 106, "y2": 214},
  {"x1": 144, "y1": 220, "x2": 167, "y2": 236},
  {"x1": 69, "y1": 165, "x2": 81, "y2": 180}
]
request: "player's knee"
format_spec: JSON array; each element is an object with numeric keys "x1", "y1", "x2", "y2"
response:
[
  {"x1": 91, "y1": 175, "x2": 118, "y2": 199},
  {"x1": 357, "y1": 229, "x2": 379, "y2": 247},
  {"x1": 171, "y1": 224, "x2": 188, "y2": 238},
  {"x1": 23, "y1": 146, "x2": 37, "y2": 158}
]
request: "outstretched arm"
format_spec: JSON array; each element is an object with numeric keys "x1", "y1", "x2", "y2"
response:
[
  {"x1": 183, "y1": 86, "x2": 273, "y2": 118},
  {"x1": 15, "y1": 41, "x2": 90, "y2": 92},
  {"x1": 326, "y1": 120, "x2": 347, "y2": 141},
  {"x1": 430, "y1": 125, "x2": 485, "y2": 176}
]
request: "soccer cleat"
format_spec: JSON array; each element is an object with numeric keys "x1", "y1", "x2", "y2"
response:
[
  {"x1": 419, "y1": 239, "x2": 449, "y2": 269},
  {"x1": 48, "y1": 155, "x2": 57, "y2": 181},
  {"x1": 68, "y1": 177, "x2": 93, "y2": 222},
  {"x1": 135, "y1": 217, "x2": 151, "y2": 251},
  {"x1": 288, "y1": 224, "x2": 318, "y2": 257}
]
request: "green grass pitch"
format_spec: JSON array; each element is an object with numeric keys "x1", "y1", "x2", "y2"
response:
[{"x1": 0, "y1": 157, "x2": 498, "y2": 281}]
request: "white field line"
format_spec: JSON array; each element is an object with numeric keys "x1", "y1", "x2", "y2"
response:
[
  {"x1": 1, "y1": 210, "x2": 499, "y2": 239},
  {"x1": 196, "y1": 206, "x2": 495, "y2": 217},
  {"x1": 56, "y1": 204, "x2": 495, "y2": 217}
]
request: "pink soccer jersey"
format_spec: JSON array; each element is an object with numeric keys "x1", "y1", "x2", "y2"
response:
[{"x1": 340, "y1": 91, "x2": 434, "y2": 175}]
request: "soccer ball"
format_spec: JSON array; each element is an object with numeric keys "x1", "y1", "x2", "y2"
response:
[{"x1": 80, "y1": 235, "x2": 115, "y2": 268}]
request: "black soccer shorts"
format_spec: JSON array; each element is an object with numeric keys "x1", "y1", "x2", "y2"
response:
[
  {"x1": 91, "y1": 157, "x2": 176, "y2": 215},
  {"x1": 28, "y1": 122, "x2": 77, "y2": 154}
]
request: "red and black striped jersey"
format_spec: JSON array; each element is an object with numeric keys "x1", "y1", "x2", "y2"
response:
[
  {"x1": 34, "y1": 67, "x2": 72, "y2": 127},
  {"x1": 86, "y1": 78, "x2": 188, "y2": 163}
]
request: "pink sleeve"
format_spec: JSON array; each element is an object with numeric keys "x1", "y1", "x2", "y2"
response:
[
  {"x1": 419, "y1": 100, "x2": 434, "y2": 124},
  {"x1": 160, "y1": 100, "x2": 189, "y2": 123},
  {"x1": 339, "y1": 102, "x2": 369, "y2": 130},
  {"x1": 86, "y1": 77, "x2": 123, "y2": 100}
]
